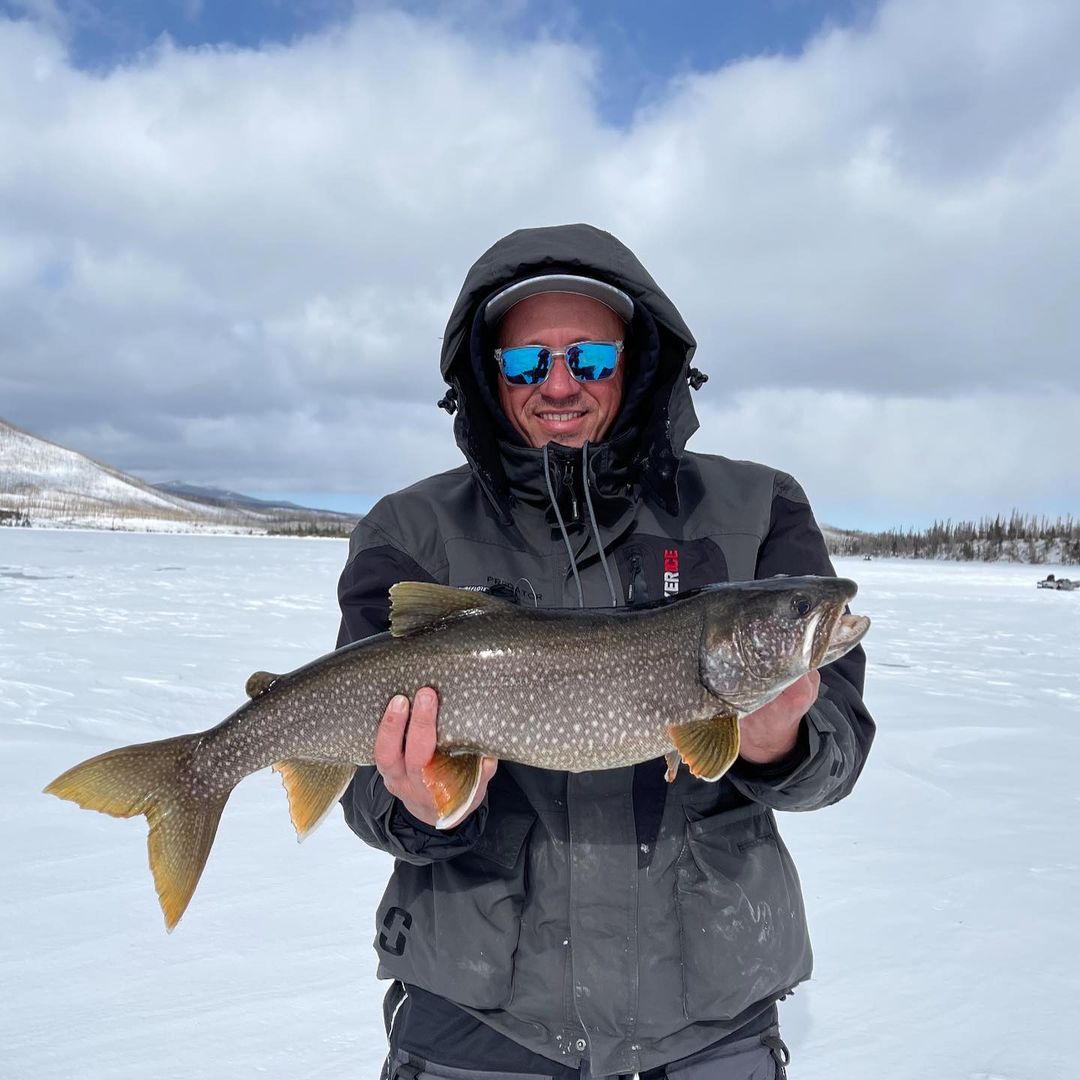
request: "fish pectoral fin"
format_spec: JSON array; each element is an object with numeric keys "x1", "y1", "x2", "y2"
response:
[
  {"x1": 667, "y1": 713, "x2": 741, "y2": 782},
  {"x1": 664, "y1": 749, "x2": 682, "y2": 783},
  {"x1": 421, "y1": 750, "x2": 484, "y2": 830},
  {"x1": 245, "y1": 670, "x2": 281, "y2": 698},
  {"x1": 388, "y1": 582, "x2": 513, "y2": 637},
  {"x1": 272, "y1": 759, "x2": 357, "y2": 840}
]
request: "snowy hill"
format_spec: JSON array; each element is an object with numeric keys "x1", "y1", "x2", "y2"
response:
[{"x1": 0, "y1": 418, "x2": 357, "y2": 534}]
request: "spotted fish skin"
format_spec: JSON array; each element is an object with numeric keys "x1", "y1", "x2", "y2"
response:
[
  {"x1": 203, "y1": 597, "x2": 708, "y2": 781},
  {"x1": 43, "y1": 575, "x2": 870, "y2": 929}
]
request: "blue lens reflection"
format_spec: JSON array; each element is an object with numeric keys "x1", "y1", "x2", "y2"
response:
[
  {"x1": 500, "y1": 347, "x2": 551, "y2": 385},
  {"x1": 500, "y1": 342, "x2": 618, "y2": 385},
  {"x1": 568, "y1": 342, "x2": 616, "y2": 381}
]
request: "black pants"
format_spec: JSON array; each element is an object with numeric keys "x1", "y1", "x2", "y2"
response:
[{"x1": 380, "y1": 983, "x2": 790, "y2": 1080}]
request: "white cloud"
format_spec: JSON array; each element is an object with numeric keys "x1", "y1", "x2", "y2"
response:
[
  {"x1": 694, "y1": 389, "x2": 1080, "y2": 530},
  {"x1": 0, "y1": 0, "x2": 1077, "y2": 523}
]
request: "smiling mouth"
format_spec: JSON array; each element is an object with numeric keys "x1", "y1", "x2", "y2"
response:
[{"x1": 536, "y1": 411, "x2": 586, "y2": 422}]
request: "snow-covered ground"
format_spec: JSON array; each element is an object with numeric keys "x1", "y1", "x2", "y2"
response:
[{"x1": 2, "y1": 530, "x2": 1077, "y2": 1079}]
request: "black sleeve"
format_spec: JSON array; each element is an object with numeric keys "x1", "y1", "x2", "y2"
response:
[
  {"x1": 336, "y1": 536, "x2": 486, "y2": 862},
  {"x1": 336, "y1": 540, "x2": 431, "y2": 646},
  {"x1": 726, "y1": 473, "x2": 876, "y2": 811}
]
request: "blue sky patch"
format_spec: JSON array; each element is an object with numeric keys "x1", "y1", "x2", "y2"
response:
[{"x1": 3, "y1": 0, "x2": 870, "y2": 123}]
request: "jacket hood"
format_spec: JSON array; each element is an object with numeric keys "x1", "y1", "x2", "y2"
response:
[{"x1": 438, "y1": 223, "x2": 703, "y2": 519}]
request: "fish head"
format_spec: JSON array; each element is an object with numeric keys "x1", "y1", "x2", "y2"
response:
[{"x1": 698, "y1": 575, "x2": 870, "y2": 711}]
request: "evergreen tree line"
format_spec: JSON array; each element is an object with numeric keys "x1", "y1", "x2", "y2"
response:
[
  {"x1": 828, "y1": 513, "x2": 1080, "y2": 564},
  {"x1": 266, "y1": 519, "x2": 356, "y2": 538}
]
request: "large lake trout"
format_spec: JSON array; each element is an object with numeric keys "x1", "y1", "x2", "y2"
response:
[{"x1": 45, "y1": 576, "x2": 869, "y2": 929}]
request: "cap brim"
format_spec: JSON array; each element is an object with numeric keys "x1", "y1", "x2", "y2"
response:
[{"x1": 483, "y1": 274, "x2": 634, "y2": 327}]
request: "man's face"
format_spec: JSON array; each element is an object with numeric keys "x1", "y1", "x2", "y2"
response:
[{"x1": 496, "y1": 292, "x2": 626, "y2": 449}]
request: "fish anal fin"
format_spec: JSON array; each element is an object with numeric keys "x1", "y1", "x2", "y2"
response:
[
  {"x1": 389, "y1": 582, "x2": 512, "y2": 637},
  {"x1": 272, "y1": 759, "x2": 357, "y2": 839},
  {"x1": 245, "y1": 671, "x2": 280, "y2": 698},
  {"x1": 421, "y1": 750, "x2": 483, "y2": 829},
  {"x1": 667, "y1": 713, "x2": 741, "y2": 782}
]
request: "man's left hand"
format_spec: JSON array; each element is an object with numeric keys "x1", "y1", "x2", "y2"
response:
[{"x1": 738, "y1": 670, "x2": 820, "y2": 765}]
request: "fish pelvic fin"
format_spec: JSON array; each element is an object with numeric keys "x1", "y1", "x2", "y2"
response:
[
  {"x1": 43, "y1": 734, "x2": 229, "y2": 932},
  {"x1": 388, "y1": 582, "x2": 512, "y2": 637},
  {"x1": 272, "y1": 759, "x2": 357, "y2": 839},
  {"x1": 422, "y1": 750, "x2": 485, "y2": 829},
  {"x1": 667, "y1": 713, "x2": 741, "y2": 782}
]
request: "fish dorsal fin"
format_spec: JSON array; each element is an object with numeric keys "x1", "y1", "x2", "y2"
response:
[
  {"x1": 389, "y1": 582, "x2": 512, "y2": 637},
  {"x1": 245, "y1": 671, "x2": 280, "y2": 698}
]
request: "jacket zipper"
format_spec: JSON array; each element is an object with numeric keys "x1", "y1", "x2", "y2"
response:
[
  {"x1": 627, "y1": 552, "x2": 647, "y2": 604},
  {"x1": 561, "y1": 459, "x2": 580, "y2": 522}
]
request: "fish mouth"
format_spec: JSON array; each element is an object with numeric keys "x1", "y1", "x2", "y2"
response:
[{"x1": 819, "y1": 612, "x2": 871, "y2": 666}]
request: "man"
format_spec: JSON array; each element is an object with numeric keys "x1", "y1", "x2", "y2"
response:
[{"x1": 337, "y1": 224, "x2": 874, "y2": 1079}]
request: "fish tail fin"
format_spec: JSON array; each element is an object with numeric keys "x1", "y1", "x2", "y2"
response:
[{"x1": 43, "y1": 734, "x2": 231, "y2": 931}]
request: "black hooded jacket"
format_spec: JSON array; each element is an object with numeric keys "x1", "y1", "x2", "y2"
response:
[
  {"x1": 337, "y1": 224, "x2": 875, "y2": 1076},
  {"x1": 438, "y1": 223, "x2": 698, "y2": 523}
]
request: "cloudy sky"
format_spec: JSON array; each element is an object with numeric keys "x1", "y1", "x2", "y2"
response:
[{"x1": 1, "y1": 0, "x2": 1077, "y2": 530}]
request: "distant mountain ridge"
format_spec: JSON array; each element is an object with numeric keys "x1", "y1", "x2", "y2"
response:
[
  {"x1": 153, "y1": 481, "x2": 318, "y2": 514},
  {"x1": 0, "y1": 417, "x2": 358, "y2": 535}
]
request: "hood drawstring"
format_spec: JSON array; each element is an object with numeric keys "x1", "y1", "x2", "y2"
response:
[
  {"x1": 543, "y1": 442, "x2": 619, "y2": 610},
  {"x1": 543, "y1": 443, "x2": 584, "y2": 607},
  {"x1": 582, "y1": 441, "x2": 618, "y2": 609}
]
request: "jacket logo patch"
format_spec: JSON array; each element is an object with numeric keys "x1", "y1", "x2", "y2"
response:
[
  {"x1": 379, "y1": 905, "x2": 413, "y2": 956},
  {"x1": 460, "y1": 577, "x2": 543, "y2": 604},
  {"x1": 663, "y1": 548, "x2": 680, "y2": 595}
]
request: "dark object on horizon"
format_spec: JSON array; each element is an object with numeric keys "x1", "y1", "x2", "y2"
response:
[{"x1": 1037, "y1": 574, "x2": 1078, "y2": 591}]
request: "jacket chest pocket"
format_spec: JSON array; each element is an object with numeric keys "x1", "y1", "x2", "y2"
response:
[
  {"x1": 375, "y1": 808, "x2": 537, "y2": 1010},
  {"x1": 674, "y1": 804, "x2": 812, "y2": 1020},
  {"x1": 615, "y1": 535, "x2": 729, "y2": 605}
]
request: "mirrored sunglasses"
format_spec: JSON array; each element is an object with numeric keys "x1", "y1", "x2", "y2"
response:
[{"x1": 494, "y1": 341, "x2": 623, "y2": 386}]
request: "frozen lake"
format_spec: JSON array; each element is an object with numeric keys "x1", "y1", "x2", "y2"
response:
[{"x1": 2, "y1": 529, "x2": 1077, "y2": 1079}]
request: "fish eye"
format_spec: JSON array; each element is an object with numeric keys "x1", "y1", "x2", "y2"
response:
[{"x1": 792, "y1": 595, "x2": 812, "y2": 617}]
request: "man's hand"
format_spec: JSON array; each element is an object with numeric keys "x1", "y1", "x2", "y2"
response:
[
  {"x1": 374, "y1": 686, "x2": 498, "y2": 828},
  {"x1": 738, "y1": 670, "x2": 820, "y2": 765}
]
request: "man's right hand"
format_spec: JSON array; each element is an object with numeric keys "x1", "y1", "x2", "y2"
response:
[{"x1": 374, "y1": 686, "x2": 498, "y2": 828}]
